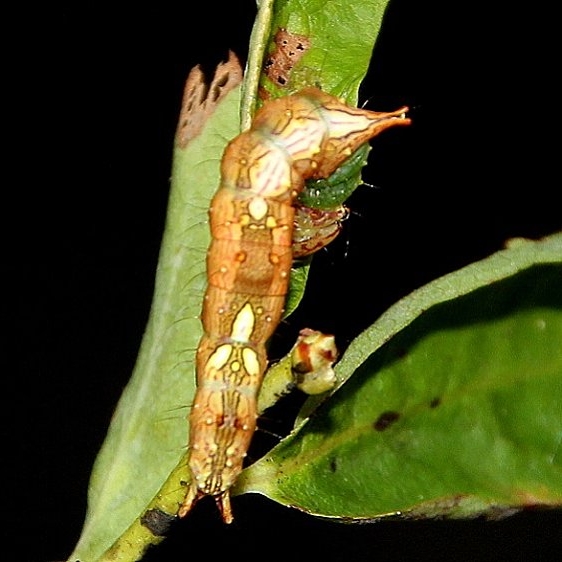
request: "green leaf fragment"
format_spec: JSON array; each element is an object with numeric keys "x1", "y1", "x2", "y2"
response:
[{"x1": 283, "y1": 259, "x2": 311, "y2": 318}]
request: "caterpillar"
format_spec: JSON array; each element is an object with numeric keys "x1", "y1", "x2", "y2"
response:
[{"x1": 179, "y1": 87, "x2": 410, "y2": 523}]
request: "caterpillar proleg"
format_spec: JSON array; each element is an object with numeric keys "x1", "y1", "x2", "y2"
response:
[{"x1": 179, "y1": 87, "x2": 410, "y2": 523}]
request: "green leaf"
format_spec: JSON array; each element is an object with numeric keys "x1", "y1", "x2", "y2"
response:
[
  {"x1": 69, "y1": 83, "x2": 242, "y2": 562},
  {"x1": 235, "y1": 233, "x2": 562, "y2": 519}
]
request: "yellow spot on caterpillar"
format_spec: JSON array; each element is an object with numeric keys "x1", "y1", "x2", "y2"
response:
[
  {"x1": 230, "y1": 303, "x2": 255, "y2": 342},
  {"x1": 269, "y1": 253, "x2": 280, "y2": 265},
  {"x1": 230, "y1": 360, "x2": 241, "y2": 372},
  {"x1": 242, "y1": 347, "x2": 260, "y2": 376},
  {"x1": 207, "y1": 344, "x2": 232, "y2": 370},
  {"x1": 248, "y1": 196, "x2": 268, "y2": 220},
  {"x1": 266, "y1": 216, "x2": 277, "y2": 228}
]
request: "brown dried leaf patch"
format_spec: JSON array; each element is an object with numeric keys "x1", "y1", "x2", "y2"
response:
[{"x1": 176, "y1": 51, "x2": 243, "y2": 148}]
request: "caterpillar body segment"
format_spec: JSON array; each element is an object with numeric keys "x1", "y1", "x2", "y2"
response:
[{"x1": 179, "y1": 87, "x2": 410, "y2": 523}]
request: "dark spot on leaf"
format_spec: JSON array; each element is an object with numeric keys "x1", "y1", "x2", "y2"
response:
[
  {"x1": 430, "y1": 397, "x2": 441, "y2": 408},
  {"x1": 374, "y1": 411, "x2": 401, "y2": 431},
  {"x1": 140, "y1": 508, "x2": 176, "y2": 536},
  {"x1": 330, "y1": 458, "x2": 337, "y2": 472}
]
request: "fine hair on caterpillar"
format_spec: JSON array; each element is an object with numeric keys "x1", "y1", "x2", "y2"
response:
[{"x1": 179, "y1": 86, "x2": 410, "y2": 524}]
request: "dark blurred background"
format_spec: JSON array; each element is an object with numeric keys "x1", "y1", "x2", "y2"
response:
[{"x1": 8, "y1": 1, "x2": 560, "y2": 561}]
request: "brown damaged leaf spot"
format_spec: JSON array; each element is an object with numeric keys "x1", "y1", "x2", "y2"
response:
[
  {"x1": 373, "y1": 411, "x2": 401, "y2": 431},
  {"x1": 263, "y1": 28, "x2": 310, "y2": 88},
  {"x1": 176, "y1": 50, "x2": 243, "y2": 148}
]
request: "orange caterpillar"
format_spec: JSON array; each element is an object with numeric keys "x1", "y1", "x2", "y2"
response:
[{"x1": 179, "y1": 87, "x2": 410, "y2": 523}]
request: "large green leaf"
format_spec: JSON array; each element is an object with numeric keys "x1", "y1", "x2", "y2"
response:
[
  {"x1": 68, "y1": 80, "x2": 243, "y2": 562},
  {"x1": 235, "y1": 233, "x2": 562, "y2": 519}
]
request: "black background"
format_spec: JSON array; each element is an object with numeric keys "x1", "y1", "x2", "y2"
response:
[{"x1": 9, "y1": 2, "x2": 561, "y2": 561}]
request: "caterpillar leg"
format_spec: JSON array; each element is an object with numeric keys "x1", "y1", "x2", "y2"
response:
[
  {"x1": 215, "y1": 491, "x2": 233, "y2": 525},
  {"x1": 177, "y1": 483, "x2": 234, "y2": 524},
  {"x1": 177, "y1": 481, "x2": 198, "y2": 519},
  {"x1": 292, "y1": 204, "x2": 349, "y2": 258}
]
